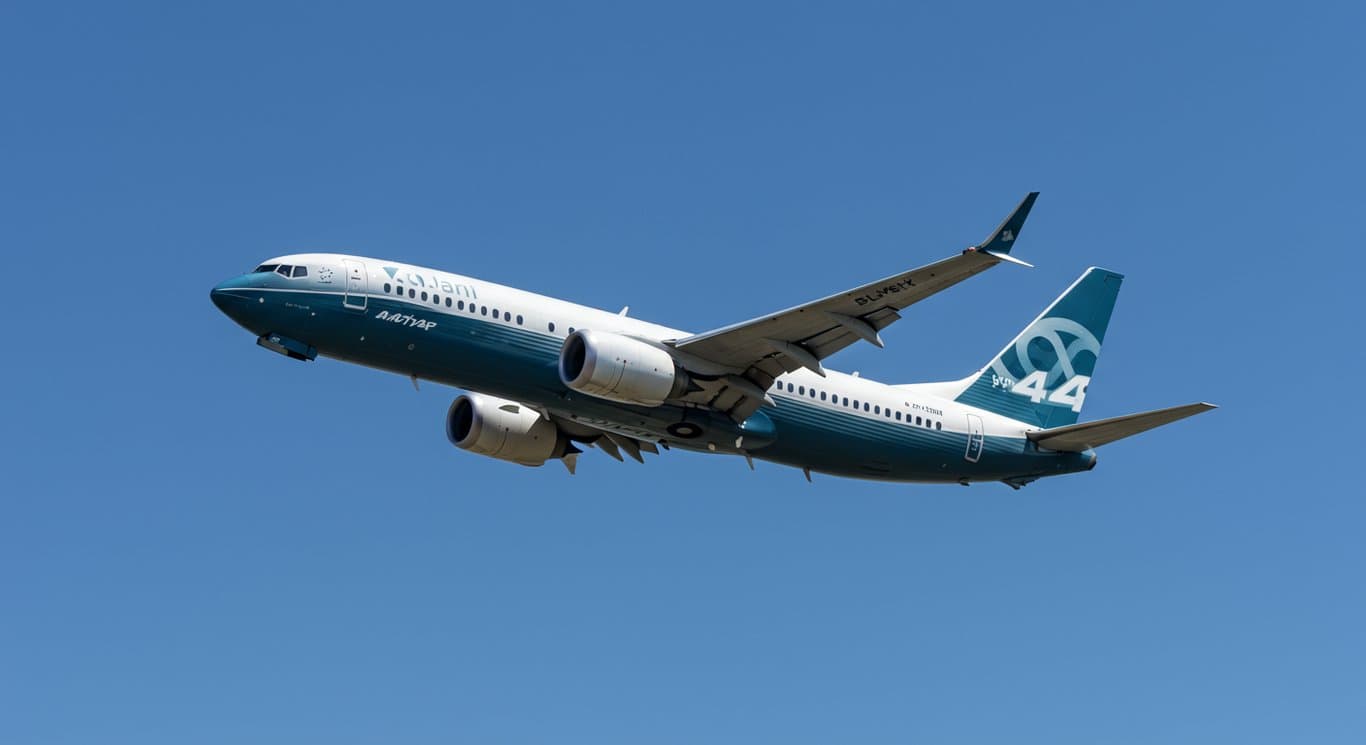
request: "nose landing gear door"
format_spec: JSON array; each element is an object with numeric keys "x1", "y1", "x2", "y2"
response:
[{"x1": 343, "y1": 259, "x2": 368, "y2": 311}]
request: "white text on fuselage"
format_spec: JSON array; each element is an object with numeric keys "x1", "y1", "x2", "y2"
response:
[
  {"x1": 394, "y1": 270, "x2": 477, "y2": 298},
  {"x1": 374, "y1": 310, "x2": 437, "y2": 330}
]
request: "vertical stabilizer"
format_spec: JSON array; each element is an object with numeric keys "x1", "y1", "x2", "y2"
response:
[{"x1": 953, "y1": 268, "x2": 1123, "y2": 428}]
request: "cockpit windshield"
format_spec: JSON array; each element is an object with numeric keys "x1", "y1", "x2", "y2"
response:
[{"x1": 252, "y1": 264, "x2": 308, "y2": 278}]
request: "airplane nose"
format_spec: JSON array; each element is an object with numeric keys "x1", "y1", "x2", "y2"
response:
[
  {"x1": 210, "y1": 282, "x2": 230, "y2": 312},
  {"x1": 210, "y1": 275, "x2": 253, "y2": 316}
]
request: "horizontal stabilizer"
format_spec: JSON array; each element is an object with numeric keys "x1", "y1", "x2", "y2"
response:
[{"x1": 1028, "y1": 402, "x2": 1216, "y2": 452}]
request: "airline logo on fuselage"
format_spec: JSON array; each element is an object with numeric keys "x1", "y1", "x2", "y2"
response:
[
  {"x1": 374, "y1": 311, "x2": 437, "y2": 331},
  {"x1": 383, "y1": 266, "x2": 478, "y2": 298}
]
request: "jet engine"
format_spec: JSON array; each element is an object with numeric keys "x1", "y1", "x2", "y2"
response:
[
  {"x1": 446, "y1": 393, "x2": 573, "y2": 467},
  {"x1": 558, "y1": 329, "x2": 691, "y2": 406}
]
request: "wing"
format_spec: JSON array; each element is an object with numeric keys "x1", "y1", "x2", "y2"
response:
[{"x1": 670, "y1": 193, "x2": 1040, "y2": 420}]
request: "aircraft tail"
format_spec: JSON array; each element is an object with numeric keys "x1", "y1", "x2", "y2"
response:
[{"x1": 952, "y1": 267, "x2": 1124, "y2": 428}]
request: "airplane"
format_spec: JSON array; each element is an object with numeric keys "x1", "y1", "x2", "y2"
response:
[{"x1": 209, "y1": 193, "x2": 1214, "y2": 488}]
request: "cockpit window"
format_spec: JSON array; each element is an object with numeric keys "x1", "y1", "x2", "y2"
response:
[
  {"x1": 275, "y1": 265, "x2": 293, "y2": 277},
  {"x1": 254, "y1": 264, "x2": 279, "y2": 273},
  {"x1": 292, "y1": 266, "x2": 308, "y2": 278}
]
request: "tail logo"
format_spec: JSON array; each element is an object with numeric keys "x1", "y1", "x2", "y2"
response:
[{"x1": 988, "y1": 317, "x2": 1100, "y2": 413}]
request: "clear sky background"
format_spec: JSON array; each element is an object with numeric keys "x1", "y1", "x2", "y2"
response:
[{"x1": 2, "y1": 2, "x2": 1363, "y2": 743}]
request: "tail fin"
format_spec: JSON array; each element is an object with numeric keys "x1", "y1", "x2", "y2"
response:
[{"x1": 953, "y1": 267, "x2": 1124, "y2": 428}]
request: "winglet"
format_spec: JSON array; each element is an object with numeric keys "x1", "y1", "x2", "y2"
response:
[
  {"x1": 976, "y1": 191, "x2": 1039, "y2": 256},
  {"x1": 985, "y1": 251, "x2": 1034, "y2": 268}
]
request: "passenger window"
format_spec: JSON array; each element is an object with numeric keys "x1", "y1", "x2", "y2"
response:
[
  {"x1": 459, "y1": 300, "x2": 465, "y2": 310},
  {"x1": 863, "y1": 402, "x2": 870, "y2": 412},
  {"x1": 516, "y1": 314, "x2": 523, "y2": 325},
  {"x1": 852, "y1": 400, "x2": 859, "y2": 409},
  {"x1": 915, "y1": 416, "x2": 922, "y2": 425},
  {"x1": 504, "y1": 311, "x2": 511, "y2": 322},
  {"x1": 481, "y1": 306, "x2": 488, "y2": 316},
  {"x1": 383, "y1": 283, "x2": 391, "y2": 293},
  {"x1": 885, "y1": 409, "x2": 891, "y2": 418},
  {"x1": 874, "y1": 405, "x2": 881, "y2": 415},
  {"x1": 408, "y1": 289, "x2": 416, "y2": 298},
  {"x1": 548, "y1": 322, "x2": 556, "y2": 332},
  {"x1": 798, "y1": 386, "x2": 805, "y2": 395},
  {"x1": 492, "y1": 308, "x2": 499, "y2": 318},
  {"x1": 569, "y1": 327, "x2": 575, "y2": 333},
  {"x1": 445, "y1": 298, "x2": 452, "y2": 307},
  {"x1": 421, "y1": 292, "x2": 428, "y2": 301},
  {"x1": 842, "y1": 397, "x2": 849, "y2": 406},
  {"x1": 895, "y1": 411, "x2": 902, "y2": 420},
  {"x1": 936, "y1": 421, "x2": 942, "y2": 430},
  {"x1": 292, "y1": 266, "x2": 308, "y2": 278},
  {"x1": 788, "y1": 383, "x2": 794, "y2": 393},
  {"x1": 820, "y1": 392, "x2": 827, "y2": 401},
  {"x1": 809, "y1": 388, "x2": 816, "y2": 398},
  {"x1": 433, "y1": 294, "x2": 440, "y2": 305}
]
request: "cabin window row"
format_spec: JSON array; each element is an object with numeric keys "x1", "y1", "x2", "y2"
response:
[
  {"x1": 380, "y1": 282, "x2": 525, "y2": 326},
  {"x1": 775, "y1": 380, "x2": 943, "y2": 431}
]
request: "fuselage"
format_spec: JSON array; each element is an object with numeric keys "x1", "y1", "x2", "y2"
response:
[{"x1": 210, "y1": 253, "x2": 1096, "y2": 484}]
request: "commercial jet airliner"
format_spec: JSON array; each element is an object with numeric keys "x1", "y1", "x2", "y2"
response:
[{"x1": 210, "y1": 193, "x2": 1213, "y2": 488}]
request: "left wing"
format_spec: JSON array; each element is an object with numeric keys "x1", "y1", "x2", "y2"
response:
[{"x1": 670, "y1": 193, "x2": 1039, "y2": 420}]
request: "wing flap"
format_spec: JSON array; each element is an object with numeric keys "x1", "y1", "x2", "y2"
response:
[{"x1": 1028, "y1": 403, "x2": 1217, "y2": 452}]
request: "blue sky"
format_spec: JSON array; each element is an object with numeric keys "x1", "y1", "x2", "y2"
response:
[{"x1": 2, "y1": 1, "x2": 1363, "y2": 743}]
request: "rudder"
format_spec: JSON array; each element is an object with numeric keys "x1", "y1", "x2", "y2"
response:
[{"x1": 953, "y1": 268, "x2": 1123, "y2": 428}]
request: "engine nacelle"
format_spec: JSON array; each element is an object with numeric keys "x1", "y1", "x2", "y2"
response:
[
  {"x1": 558, "y1": 330, "x2": 690, "y2": 406},
  {"x1": 446, "y1": 393, "x2": 568, "y2": 467}
]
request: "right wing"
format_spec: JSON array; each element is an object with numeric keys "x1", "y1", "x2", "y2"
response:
[{"x1": 669, "y1": 193, "x2": 1040, "y2": 420}]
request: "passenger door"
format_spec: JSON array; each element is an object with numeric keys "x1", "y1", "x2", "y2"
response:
[
  {"x1": 964, "y1": 413, "x2": 985, "y2": 463},
  {"x1": 343, "y1": 259, "x2": 368, "y2": 311}
]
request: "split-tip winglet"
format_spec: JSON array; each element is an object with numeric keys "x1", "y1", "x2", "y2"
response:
[
  {"x1": 975, "y1": 191, "x2": 1039, "y2": 263},
  {"x1": 985, "y1": 250, "x2": 1034, "y2": 268}
]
